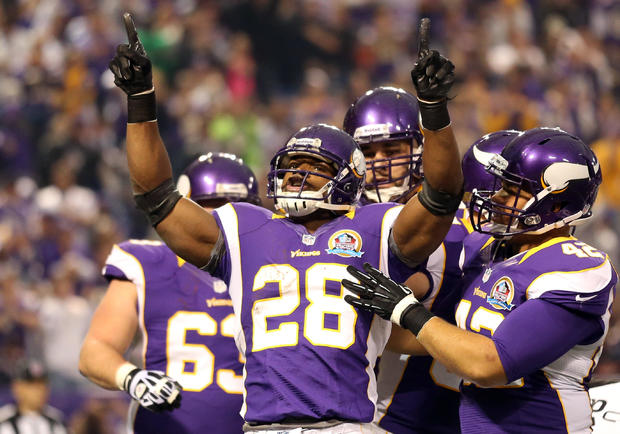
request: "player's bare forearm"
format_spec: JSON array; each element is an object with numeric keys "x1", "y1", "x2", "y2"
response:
[
  {"x1": 386, "y1": 323, "x2": 429, "y2": 355},
  {"x1": 126, "y1": 122, "x2": 173, "y2": 193},
  {"x1": 421, "y1": 126, "x2": 463, "y2": 195},
  {"x1": 79, "y1": 280, "x2": 139, "y2": 390},
  {"x1": 79, "y1": 338, "x2": 131, "y2": 390},
  {"x1": 417, "y1": 317, "x2": 507, "y2": 387}
]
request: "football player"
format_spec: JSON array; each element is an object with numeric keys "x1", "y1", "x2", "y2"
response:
[
  {"x1": 344, "y1": 85, "x2": 461, "y2": 433},
  {"x1": 343, "y1": 86, "x2": 424, "y2": 205},
  {"x1": 344, "y1": 127, "x2": 617, "y2": 433},
  {"x1": 459, "y1": 130, "x2": 522, "y2": 281},
  {"x1": 109, "y1": 14, "x2": 463, "y2": 431},
  {"x1": 79, "y1": 153, "x2": 259, "y2": 433},
  {"x1": 344, "y1": 87, "x2": 520, "y2": 433}
]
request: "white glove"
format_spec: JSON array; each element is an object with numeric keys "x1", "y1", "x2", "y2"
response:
[{"x1": 116, "y1": 363, "x2": 182, "y2": 412}]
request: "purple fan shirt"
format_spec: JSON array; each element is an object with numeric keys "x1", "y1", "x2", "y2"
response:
[
  {"x1": 457, "y1": 236, "x2": 617, "y2": 433},
  {"x1": 375, "y1": 205, "x2": 475, "y2": 433},
  {"x1": 211, "y1": 202, "x2": 419, "y2": 424},
  {"x1": 102, "y1": 240, "x2": 244, "y2": 434}
]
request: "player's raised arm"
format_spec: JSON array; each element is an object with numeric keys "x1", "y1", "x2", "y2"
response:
[
  {"x1": 109, "y1": 13, "x2": 219, "y2": 266},
  {"x1": 392, "y1": 18, "x2": 463, "y2": 264}
]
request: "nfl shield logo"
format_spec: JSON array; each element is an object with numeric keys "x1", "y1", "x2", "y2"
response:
[{"x1": 302, "y1": 234, "x2": 316, "y2": 246}]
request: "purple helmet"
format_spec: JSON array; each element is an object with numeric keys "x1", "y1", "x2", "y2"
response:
[
  {"x1": 177, "y1": 152, "x2": 261, "y2": 205},
  {"x1": 462, "y1": 130, "x2": 521, "y2": 203},
  {"x1": 267, "y1": 124, "x2": 366, "y2": 217},
  {"x1": 343, "y1": 86, "x2": 423, "y2": 203},
  {"x1": 470, "y1": 127, "x2": 602, "y2": 237}
]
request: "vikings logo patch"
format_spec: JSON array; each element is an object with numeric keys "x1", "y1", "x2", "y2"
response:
[
  {"x1": 487, "y1": 277, "x2": 516, "y2": 311},
  {"x1": 326, "y1": 230, "x2": 364, "y2": 258}
]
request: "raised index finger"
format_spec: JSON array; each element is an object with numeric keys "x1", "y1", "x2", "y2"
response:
[
  {"x1": 417, "y1": 18, "x2": 431, "y2": 57},
  {"x1": 123, "y1": 12, "x2": 139, "y2": 46}
]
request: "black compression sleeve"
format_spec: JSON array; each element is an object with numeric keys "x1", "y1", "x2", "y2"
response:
[{"x1": 133, "y1": 178, "x2": 182, "y2": 227}]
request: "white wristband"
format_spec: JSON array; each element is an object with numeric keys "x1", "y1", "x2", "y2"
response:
[
  {"x1": 390, "y1": 294, "x2": 418, "y2": 326},
  {"x1": 115, "y1": 362, "x2": 137, "y2": 390},
  {"x1": 132, "y1": 87, "x2": 155, "y2": 96}
]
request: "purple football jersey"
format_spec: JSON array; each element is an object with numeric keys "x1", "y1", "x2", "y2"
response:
[
  {"x1": 376, "y1": 205, "x2": 472, "y2": 433},
  {"x1": 103, "y1": 240, "x2": 243, "y2": 434},
  {"x1": 211, "y1": 202, "x2": 418, "y2": 424},
  {"x1": 456, "y1": 236, "x2": 617, "y2": 433}
]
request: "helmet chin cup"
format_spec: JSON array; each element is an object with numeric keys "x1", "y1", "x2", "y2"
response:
[
  {"x1": 274, "y1": 180, "x2": 354, "y2": 217},
  {"x1": 364, "y1": 181, "x2": 410, "y2": 204},
  {"x1": 274, "y1": 184, "x2": 324, "y2": 217},
  {"x1": 275, "y1": 197, "x2": 321, "y2": 217}
]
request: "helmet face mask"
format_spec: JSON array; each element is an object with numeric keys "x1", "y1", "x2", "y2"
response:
[
  {"x1": 177, "y1": 152, "x2": 261, "y2": 206},
  {"x1": 362, "y1": 140, "x2": 423, "y2": 203},
  {"x1": 343, "y1": 87, "x2": 423, "y2": 203},
  {"x1": 267, "y1": 124, "x2": 366, "y2": 217},
  {"x1": 461, "y1": 130, "x2": 521, "y2": 206},
  {"x1": 470, "y1": 160, "x2": 541, "y2": 237},
  {"x1": 470, "y1": 128, "x2": 602, "y2": 238}
]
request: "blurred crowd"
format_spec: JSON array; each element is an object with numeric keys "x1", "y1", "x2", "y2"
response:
[{"x1": 1, "y1": 0, "x2": 619, "y2": 431}]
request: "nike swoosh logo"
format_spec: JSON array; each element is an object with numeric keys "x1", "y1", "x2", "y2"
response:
[{"x1": 575, "y1": 294, "x2": 597, "y2": 302}]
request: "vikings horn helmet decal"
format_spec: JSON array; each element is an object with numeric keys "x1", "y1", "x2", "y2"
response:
[
  {"x1": 461, "y1": 130, "x2": 521, "y2": 204},
  {"x1": 470, "y1": 127, "x2": 602, "y2": 237}
]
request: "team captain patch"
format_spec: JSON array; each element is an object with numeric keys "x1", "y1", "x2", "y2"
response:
[
  {"x1": 487, "y1": 276, "x2": 516, "y2": 311},
  {"x1": 326, "y1": 230, "x2": 364, "y2": 258}
]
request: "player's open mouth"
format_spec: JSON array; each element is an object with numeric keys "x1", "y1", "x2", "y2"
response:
[{"x1": 284, "y1": 176, "x2": 306, "y2": 192}]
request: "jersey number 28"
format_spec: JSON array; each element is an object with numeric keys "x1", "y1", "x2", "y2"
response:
[{"x1": 252, "y1": 263, "x2": 358, "y2": 352}]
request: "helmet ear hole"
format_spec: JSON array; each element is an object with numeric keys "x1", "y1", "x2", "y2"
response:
[{"x1": 343, "y1": 183, "x2": 352, "y2": 193}]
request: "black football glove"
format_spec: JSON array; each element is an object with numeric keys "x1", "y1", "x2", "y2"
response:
[
  {"x1": 411, "y1": 18, "x2": 455, "y2": 103},
  {"x1": 122, "y1": 368, "x2": 182, "y2": 412},
  {"x1": 343, "y1": 263, "x2": 419, "y2": 325},
  {"x1": 109, "y1": 13, "x2": 153, "y2": 96},
  {"x1": 343, "y1": 263, "x2": 435, "y2": 335}
]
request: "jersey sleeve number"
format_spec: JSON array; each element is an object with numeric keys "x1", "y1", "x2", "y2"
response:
[
  {"x1": 561, "y1": 242, "x2": 604, "y2": 259},
  {"x1": 252, "y1": 263, "x2": 357, "y2": 352},
  {"x1": 167, "y1": 311, "x2": 243, "y2": 393}
]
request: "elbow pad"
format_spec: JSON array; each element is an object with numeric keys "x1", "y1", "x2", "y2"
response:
[
  {"x1": 417, "y1": 179, "x2": 463, "y2": 216},
  {"x1": 134, "y1": 178, "x2": 182, "y2": 227}
]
